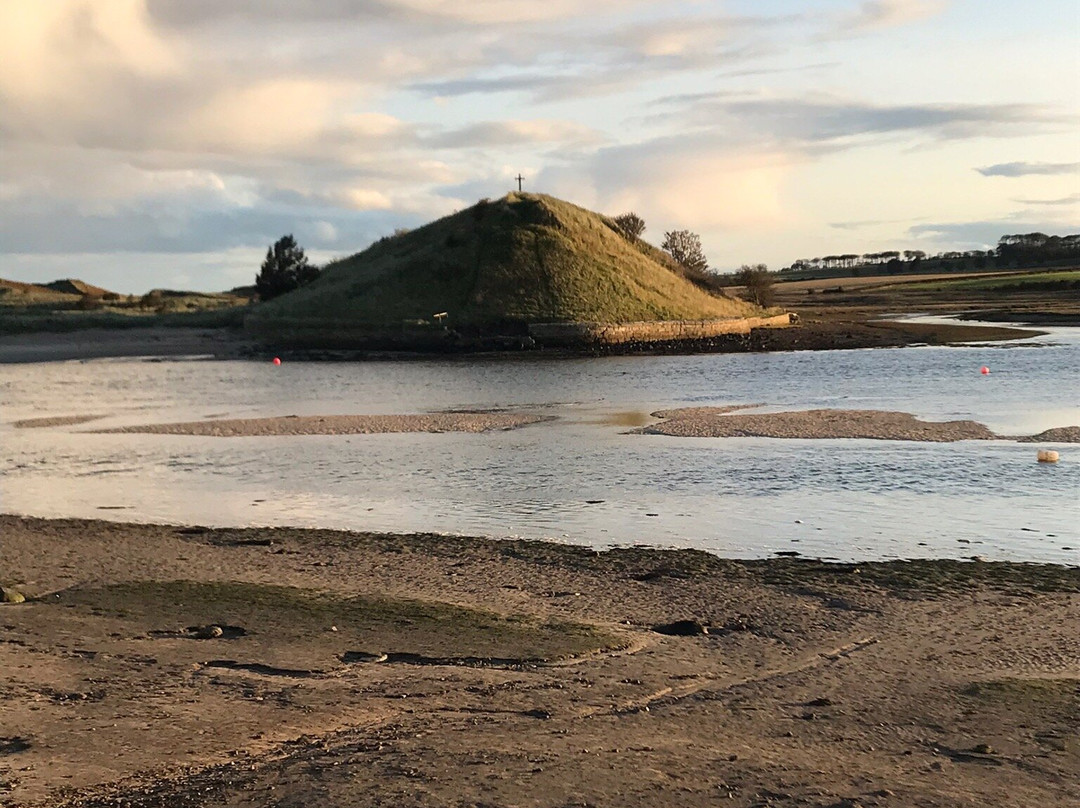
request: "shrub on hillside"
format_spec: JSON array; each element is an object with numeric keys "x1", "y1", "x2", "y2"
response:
[
  {"x1": 661, "y1": 230, "x2": 708, "y2": 274},
  {"x1": 660, "y1": 229, "x2": 728, "y2": 293},
  {"x1": 735, "y1": 264, "x2": 775, "y2": 307},
  {"x1": 613, "y1": 212, "x2": 646, "y2": 240}
]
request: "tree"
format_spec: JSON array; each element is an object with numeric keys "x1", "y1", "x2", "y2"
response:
[
  {"x1": 661, "y1": 230, "x2": 708, "y2": 274},
  {"x1": 255, "y1": 235, "x2": 319, "y2": 301},
  {"x1": 613, "y1": 212, "x2": 646, "y2": 240},
  {"x1": 735, "y1": 264, "x2": 775, "y2": 307}
]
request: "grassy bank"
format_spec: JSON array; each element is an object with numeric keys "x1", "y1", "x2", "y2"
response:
[{"x1": 0, "y1": 305, "x2": 249, "y2": 335}]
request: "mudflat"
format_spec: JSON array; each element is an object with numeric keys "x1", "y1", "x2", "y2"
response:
[{"x1": 1, "y1": 516, "x2": 1077, "y2": 808}]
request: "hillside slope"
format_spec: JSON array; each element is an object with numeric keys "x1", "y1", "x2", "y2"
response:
[
  {"x1": 44, "y1": 279, "x2": 112, "y2": 297},
  {"x1": 246, "y1": 194, "x2": 763, "y2": 346}
]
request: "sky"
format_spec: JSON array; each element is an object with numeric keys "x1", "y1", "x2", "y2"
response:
[{"x1": 1, "y1": 0, "x2": 1078, "y2": 294}]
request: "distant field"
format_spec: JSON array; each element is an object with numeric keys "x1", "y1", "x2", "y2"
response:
[
  {"x1": 774, "y1": 270, "x2": 1024, "y2": 294},
  {"x1": 897, "y1": 269, "x2": 1080, "y2": 291}
]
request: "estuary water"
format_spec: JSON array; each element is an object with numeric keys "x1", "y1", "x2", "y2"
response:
[{"x1": 2, "y1": 323, "x2": 1078, "y2": 563}]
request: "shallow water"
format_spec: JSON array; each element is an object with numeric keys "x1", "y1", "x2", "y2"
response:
[{"x1": 2, "y1": 322, "x2": 1078, "y2": 563}]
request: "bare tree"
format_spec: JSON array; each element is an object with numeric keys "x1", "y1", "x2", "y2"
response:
[
  {"x1": 661, "y1": 230, "x2": 708, "y2": 274},
  {"x1": 613, "y1": 212, "x2": 646, "y2": 240}
]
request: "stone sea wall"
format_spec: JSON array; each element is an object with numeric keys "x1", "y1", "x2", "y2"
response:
[
  {"x1": 528, "y1": 314, "x2": 793, "y2": 346},
  {"x1": 245, "y1": 313, "x2": 793, "y2": 352}
]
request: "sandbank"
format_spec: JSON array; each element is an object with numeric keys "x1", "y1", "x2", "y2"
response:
[
  {"x1": 91, "y1": 411, "x2": 552, "y2": 437},
  {"x1": 638, "y1": 407, "x2": 1080, "y2": 443}
]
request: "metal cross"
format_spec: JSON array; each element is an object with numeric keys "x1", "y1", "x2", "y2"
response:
[{"x1": 515, "y1": 174, "x2": 524, "y2": 192}]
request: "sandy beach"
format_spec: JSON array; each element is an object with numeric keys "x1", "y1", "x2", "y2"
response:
[{"x1": 1, "y1": 516, "x2": 1077, "y2": 808}]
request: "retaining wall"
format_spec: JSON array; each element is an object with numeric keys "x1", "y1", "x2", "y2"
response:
[{"x1": 528, "y1": 313, "x2": 792, "y2": 346}]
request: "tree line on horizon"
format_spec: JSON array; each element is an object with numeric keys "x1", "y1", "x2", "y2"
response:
[{"x1": 783, "y1": 232, "x2": 1080, "y2": 275}]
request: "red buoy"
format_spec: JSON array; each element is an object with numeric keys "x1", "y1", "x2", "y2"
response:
[
  {"x1": 272, "y1": 357, "x2": 282, "y2": 366},
  {"x1": 980, "y1": 366, "x2": 989, "y2": 375}
]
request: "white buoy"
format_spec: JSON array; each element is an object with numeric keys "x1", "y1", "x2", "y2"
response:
[{"x1": 1037, "y1": 450, "x2": 1060, "y2": 463}]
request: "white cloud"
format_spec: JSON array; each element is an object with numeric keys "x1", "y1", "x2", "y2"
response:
[
  {"x1": 430, "y1": 120, "x2": 604, "y2": 149},
  {"x1": 147, "y1": 0, "x2": 653, "y2": 27},
  {"x1": 976, "y1": 161, "x2": 1080, "y2": 177},
  {"x1": 650, "y1": 93, "x2": 1072, "y2": 149},
  {"x1": 541, "y1": 137, "x2": 803, "y2": 232},
  {"x1": 839, "y1": 0, "x2": 948, "y2": 33},
  {"x1": 338, "y1": 189, "x2": 394, "y2": 210}
]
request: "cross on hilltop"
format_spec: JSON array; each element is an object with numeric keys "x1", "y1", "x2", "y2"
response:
[{"x1": 515, "y1": 174, "x2": 524, "y2": 192}]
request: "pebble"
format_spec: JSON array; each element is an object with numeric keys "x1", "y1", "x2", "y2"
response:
[{"x1": 1, "y1": 586, "x2": 26, "y2": 604}]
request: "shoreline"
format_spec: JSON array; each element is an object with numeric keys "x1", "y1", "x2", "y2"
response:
[
  {"x1": 2, "y1": 516, "x2": 1077, "y2": 807},
  {"x1": 0, "y1": 312, "x2": 1052, "y2": 364}
]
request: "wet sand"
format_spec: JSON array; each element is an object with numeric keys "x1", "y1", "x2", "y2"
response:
[
  {"x1": 87, "y1": 412, "x2": 551, "y2": 437},
  {"x1": 1, "y1": 516, "x2": 1077, "y2": 808},
  {"x1": 638, "y1": 407, "x2": 1080, "y2": 443}
]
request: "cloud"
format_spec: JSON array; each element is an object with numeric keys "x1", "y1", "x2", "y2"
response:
[
  {"x1": 0, "y1": 195, "x2": 427, "y2": 255},
  {"x1": 837, "y1": 0, "x2": 947, "y2": 33},
  {"x1": 1011, "y1": 193, "x2": 1080, "y2": 206},
  {"x1": 976, "y1": 161, "x2": 1080, "y2": 177},
  {"x1": 146, "y1": 0, "x2": 647, "y2": 27},
  {"x1": 538, "y1": 135, "x2": 803, "y2": 232},
  {"x1": 650, "y1": 94, "x2": 1073, "y2": 148},
  {"x1": 409, "y1": 13, "x2": 792, "y2": 103},
  {"x1": 412, "y1": 71, "x2": 643, "y2": 103},
  {"x1": 829, "y1": 217, "x2": 925, "y2": 230},
  {"x1": 2, "y1": 0, "x2": 1076, "y2": 293},
  {"x1": 428, "y1": 120, "x2": 603, "y2": 149},
  {"x1": 909, "y1": 218, "x2": 1079, "y2": 249}
]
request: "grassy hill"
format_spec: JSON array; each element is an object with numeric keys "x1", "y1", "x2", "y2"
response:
[{"x1": 247, "y1": 193, "x2": 763, "y2": 347}]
